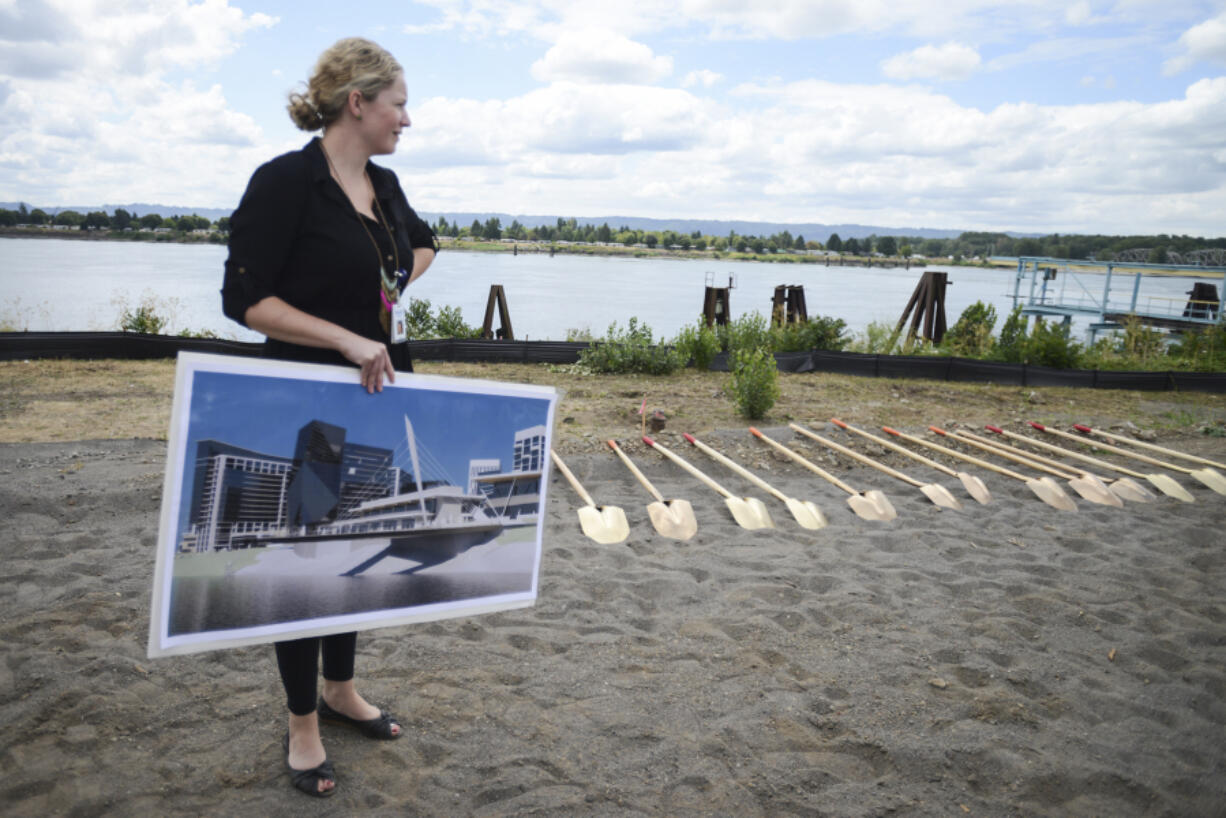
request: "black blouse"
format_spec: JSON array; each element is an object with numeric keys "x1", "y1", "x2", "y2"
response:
[{"x1": 221, "y1": 137, "x2": 436, "y2": 371}]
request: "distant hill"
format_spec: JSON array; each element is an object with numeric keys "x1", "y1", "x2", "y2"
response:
[{"x1": 2, "y1": 201, "x2": 1041, "y2": 239}]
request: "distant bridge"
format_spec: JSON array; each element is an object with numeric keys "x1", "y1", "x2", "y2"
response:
[{"x1": 1113, "y1": 248, "x2": 1226, "y2": 266}]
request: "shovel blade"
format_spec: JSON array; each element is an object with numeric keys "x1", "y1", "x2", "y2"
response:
[
  {"x1": 785, "y1": 498, "x2": 828, "y2": 530},
  {"x1": 646, "y1": 499, "x2": 698, "y2": 540},
  {"x1": 863, "y1": 490, "x2": 897, "y2": 519},
  {"x1": 1028, "y1": 478, "x2": 1077, "y2": 511},
  {"x1": 958, "y1": 472, "x2": 993, "y2": 505},
  {"x1": 725, "y1": 497, "x2": 774, "y2": 530},
  {"x1": 1067, "y1": 476, "x2": 1123, "y2": 507},
  {"x1": 1190, "y1": 467, "x2": 1226, "y2": 496},
  {"x1": 1107, "y1": 477, "x2": 1153, "y2": 503},
  {"x1": 577, "y1": 505, "x2": 630, "y2": 544},
  {"x1": 1146, "y1": 473, "x2": 1195, "y2": 503},
  {"x1": 846, "y1": 491, "x2": 896, "y2": 521},
  {"x1": 919, "y1": 483, "x2": 963, "y2": 510}
]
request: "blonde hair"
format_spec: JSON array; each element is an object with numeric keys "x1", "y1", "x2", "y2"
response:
[{"x1": 287, "y1": 38, "x2": 403, "y2": 131}]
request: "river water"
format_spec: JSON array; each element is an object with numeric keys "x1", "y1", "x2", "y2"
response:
[{"x1": 0, "y1": 236, "x2": 1213, "y2": 343}]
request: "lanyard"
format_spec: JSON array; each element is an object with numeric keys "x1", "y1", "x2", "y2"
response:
[{"x1": 320, "y1": 143, "x2": 402, "y2": 334}]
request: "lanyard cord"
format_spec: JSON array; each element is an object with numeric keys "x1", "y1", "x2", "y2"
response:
[{"x1": 320, "y1": 143, "x2": 401, "y2": 288}]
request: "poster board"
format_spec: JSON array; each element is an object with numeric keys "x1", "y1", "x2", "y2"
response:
[{"x1": 148, "y1": 352, "x2": 558, "y2": 658}]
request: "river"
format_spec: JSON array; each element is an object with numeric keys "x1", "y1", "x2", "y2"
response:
[{"x1": 0, "y1": 237, "x2": 1213, "y2": 343}]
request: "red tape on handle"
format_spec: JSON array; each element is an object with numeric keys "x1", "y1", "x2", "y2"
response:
[
  {"x1": 642, "y1": 436, "x2": 656, "y2": 446},
  {"x1": 830, "y1": 418, "x2": 848, "y2": 429},
  {"x1": 683, "y1": 433, "x2": 696, "y2": 444},
  {"x1": 1073, "y1": 424, "x2": 1092, "y2": 433},
  {"x1": 882, "y1": 426, "x2": 900, "y2": 436},
  {"x1": 1029, "y1": 421, "x2": 1046, "y2": 431},
  {"x1": 929, "y1": 426, "x2": 947, "y2": 436},
  {"x1": 985, "y1": 425, "x2": 1003, "y2": 434}
]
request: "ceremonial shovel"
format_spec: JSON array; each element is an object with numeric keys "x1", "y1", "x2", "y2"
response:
[
  {"x1": 832, "y1": 418, "x2": 990, "y2": 505},
  {"x1": 1075, "y1": 423, "x2": 1226, "y2": 472},
  {"x1": 976, "y1": 426, "x2": 1125, "y2": 507},
  {"x1": 990, "y1": 423, "x2": 1155, "y2": 503},
  {"x1": 878, "y1": 426, "x2": 993, "y2": 505},
  {"x1": 606, "y1": 439, "x2": 697, "y2": 540},
  {"x1": 550, "y1": 450, "x2": 630, "y2": 544},
  {"x1": 749, "y1": 427, "x2": 897, "y2": 521},
  {"x1": 684, "y1": 433, "x2": 828, "y2": 530},
  {"x1": 793, "y1": 423, "x2": 962, "y2": 510},
  {"x1": 952, "y1": 429, "x2": 1121, "y2": 507},
  {"x1": 1028, "y1": 424, "x2": 1195, "y2": 502},
  {"x1": 927, "y1": 426, "x2": 1077, "y2": 511},
  {"x1": 642, "y1": 436, "x2": 774, "y2": 530},
  {"x1": 1069, "y1": 424, "x2": 1226, "y2": 496}
]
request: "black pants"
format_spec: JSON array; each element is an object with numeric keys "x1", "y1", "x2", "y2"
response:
[{"x1": 275, "y1": 632, "x2": 357, "y2": 716}]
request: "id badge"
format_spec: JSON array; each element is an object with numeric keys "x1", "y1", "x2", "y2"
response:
[{"x1": 390, "y1": 301, "x2": 407, "y2": 344}]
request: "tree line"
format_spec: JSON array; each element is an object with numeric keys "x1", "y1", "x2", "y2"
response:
[
  {"x1": 435, "y1": 216, "x2": 1226, "y2": 264},
  {"x1": 0, "y1": 204, "x2": 228, "y2": 235},
  {"x1": 4, "y1": 202, "x2": 1222, "y2": 264}
]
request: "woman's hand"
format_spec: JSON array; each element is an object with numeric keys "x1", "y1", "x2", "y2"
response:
[
  {"x1": 244, "y1": 296, "x2": 395, "y2": 393},
  {"x1": 337, "y1": 334, "x2": 395, "y2": 393}
]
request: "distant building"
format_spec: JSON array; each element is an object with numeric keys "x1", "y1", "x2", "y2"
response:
[
  {"x1": 512, "y1": 425, "x2": 546, "y2": 473},
  {"x1": 183, "y1": 420, "x2": 404, "y2": 552},
  {"x1": 475, "y1": 425, "x2": 546, "y2": 524},
  {"x1": 468, "y1": 458, "x2": 500, "y2": 496}
]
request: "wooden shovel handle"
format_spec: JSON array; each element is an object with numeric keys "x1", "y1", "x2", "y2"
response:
[
  {"x1": 684, "y1": 433, "x2": 789, "y2": 503},
  {"x1": 750, "y1": 427, "x2": 858, "y2": 495},
  {"x1": 643, "y1": 436, "x2": 733, "y2": 499},
  {"x1": 832, "y1": 418, "x2": 957, "y2": 477},
  {"x1": 1070, "y1": 423, "x2": 1222, "y2": 470},
  {"x1": 550, "y1": 449, "x2": 595, "y2": 506},
  {"x1": 1018, "y1": 423, "x2": 1149, "y2": 478},
  {"x1": 1042, "y1": 424, "x2": 1188, "y2": 472},
  {"x1": 980, "y1": 426, "x2": 1079, "y2": 477},
  {"x1": 923, "y1": 426, "x2": 1031, "y2": 481},
  {"x1": 791, "y1": 423, "x2": 922, "y2": 487},
  {"x1": 954, "y1": 430, "x2": 1074, "y2": 479},
  {"x1": 607, "y1": 439, "x2": 665, "y2": 502}
]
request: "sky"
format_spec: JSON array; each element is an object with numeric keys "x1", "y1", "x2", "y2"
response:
[{"x1": 2, "y1": 1, "x2": 1225, "y2": 236}]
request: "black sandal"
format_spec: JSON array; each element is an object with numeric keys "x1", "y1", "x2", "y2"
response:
[
  {"x1": 317, "y1": 697, "x2": 402, "y2": 740},
  {"x1": 283, "y1": 732, "x2": 336, "y2": 797}
]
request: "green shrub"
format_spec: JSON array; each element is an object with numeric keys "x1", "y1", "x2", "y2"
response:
[
  {"x1": 729, "y1": 346, "x2": 780, "y2": 419},
  {"x1": 118, "y1": 295, "x2": 170, "y2": 334},
  {"x1": 1117, "y1": 315, "x2": 1166, "y2": 362},
  {"x1": 940, "y1": 301, "x2": 996, "y2": 357},
  {"x1": 1023, "y1": 318, "x2": 1082, "y2": 368},
  {"x1": 994, "y1": 305, "x2": 1029, "y2": 363},
  {"x1": 403, "y1": 298, "x2": 436, "y2": 339},
  {"x1": 1169, "y1": 322, "x2": 1226, "y2": 371},
  {"x1": 771, "y1": 314, "x2": 849, "y2": 353},
  {"x1": 719, "y1": 311, "x2": 771, "y2": 354},
  {"x1": 673, "y1": 317, "x2": 721, "y2": 369},
  {"x1": 577, "y1": 317, "x2": 686, "y2": 375},
  {"x1": 434, "y1": 305, "x2": 476, "y2": 339},
  {"x1": 848, "y1": 321, "x2": 904, "y2": 354}
]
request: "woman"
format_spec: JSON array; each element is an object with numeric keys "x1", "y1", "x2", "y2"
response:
[{"x1": 221, "y1": 38, "x2": 437, "y2": 797}]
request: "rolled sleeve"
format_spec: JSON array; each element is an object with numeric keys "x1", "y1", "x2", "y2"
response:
[{"x1": 221, "y1": 156, "x2": 308, "y2": 326}]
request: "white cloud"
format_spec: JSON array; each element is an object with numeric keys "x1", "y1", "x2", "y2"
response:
[
  {"x1": 530, "y1": 29, "x2": 673, "y2": 84},
  {"x1": 682, "y1": 69, "x2": 723, "y2": 89},
  {"x1": 881, "y1": 42, "x2": 981, "y2": 81},
  {"x1": 384, "y1": 75, "x2": 1226, "y2": 234},
  {"x1": 1164, "y1": 11, "x2": 1226, "y2": 75},
  {"x1": 0, "y1": 0, "x2": 277, "y2": 206}
]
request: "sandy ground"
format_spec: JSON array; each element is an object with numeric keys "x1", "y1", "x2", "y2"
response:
[{"x1": 4, "y1": 410, "x2": 1226, "y2": 815}]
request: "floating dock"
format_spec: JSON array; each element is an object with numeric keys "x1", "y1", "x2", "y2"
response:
[{"x1": 1006, "y1": 256, "x2": 1225, "y2": 340}]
